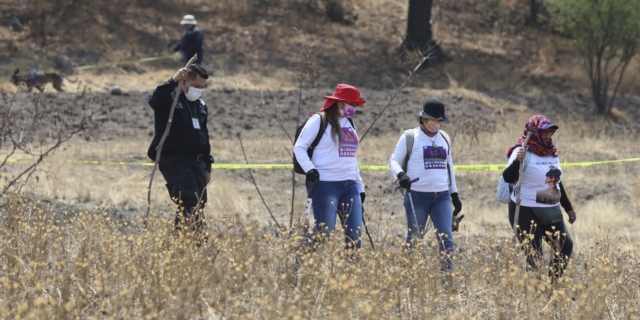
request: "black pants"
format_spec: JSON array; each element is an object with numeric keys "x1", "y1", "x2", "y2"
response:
[
  {"x1": 508, "y1": 201, "x2": 574, "y2": 278},
  {"x1": 159, "y1": 154, "x2": 208, "y2": 228}
]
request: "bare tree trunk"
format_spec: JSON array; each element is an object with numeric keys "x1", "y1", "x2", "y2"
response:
[
  {"x1": 527, "y1": 0, "x2": 540, "y2": 25},
  {"x1": 591, "y1": 80, "x2": 607, "y2": 114},
  {"x1": 401, "y1": 0, "x2": 447, "y2": 66}
]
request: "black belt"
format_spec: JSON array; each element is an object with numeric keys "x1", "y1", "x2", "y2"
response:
[{"x1": 171, "y1": 151, "x2": 204, "y2": 162}]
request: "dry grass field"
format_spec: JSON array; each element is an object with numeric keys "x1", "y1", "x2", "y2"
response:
[{"x1": 2, "y1": 0, "x2": 640, "y2": 318}]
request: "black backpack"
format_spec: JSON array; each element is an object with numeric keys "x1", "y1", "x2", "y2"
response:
[{"x1": 292, "y1": 116, "x2": 355, "y2": 174}]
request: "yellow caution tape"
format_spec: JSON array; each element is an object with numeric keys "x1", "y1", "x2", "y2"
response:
[
  {"x1": 75, "y1": 53, "x2": 179, "y2": 71},
  {"x1": 4, "y1": 157, "x2": 640, "y2": 170}
]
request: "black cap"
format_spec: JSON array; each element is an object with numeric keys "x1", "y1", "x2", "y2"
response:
[{"x1": 417, "y1": 98, "x2": 451, "y2": 124}]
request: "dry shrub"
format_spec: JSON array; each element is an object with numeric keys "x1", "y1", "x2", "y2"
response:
[
  {"x1": 0, "y1": 195, "x2": 638, "y2": 318},
  {"x1": 0, "y1": 88, "x2": 105, "y2": 198}
]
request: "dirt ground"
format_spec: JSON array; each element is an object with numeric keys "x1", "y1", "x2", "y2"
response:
[{"x1": 2, "y1": 82, "x2": 639, "y2": 245}]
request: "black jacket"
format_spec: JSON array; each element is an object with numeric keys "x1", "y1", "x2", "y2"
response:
[
  {"x1": 147, "y1": 78, "x2": 213, "y2": 171},
  {"x1": 173, "y1": 26, "x2": 203, "y2": 64}
]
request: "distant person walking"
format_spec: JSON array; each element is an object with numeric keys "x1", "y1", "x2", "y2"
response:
[
  {"x1": 147, "y1": 65, "x2": 214, "y2": 233},
  {"x1": 388, "y1": 98, "x2": 462, "y2": 270},
  {"x1": 172, "y1": 15, "x2": 204, "y2": 65},
  {"x1": 293, "y1": 84, "x2": 367, "y2": 249},
  {"x1": 502, "y1": 115, "x2": 577, "y2": 280}
]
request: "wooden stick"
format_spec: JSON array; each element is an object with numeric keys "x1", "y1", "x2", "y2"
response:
[
  {"x1": 513, "y1": 132, "x2": 532, "y2": 239},
  {"x1": 145, "y1": 54, "x2": 198, "y2": 224}
]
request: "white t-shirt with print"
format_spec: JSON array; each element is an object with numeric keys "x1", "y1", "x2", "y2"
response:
[
  {"x1": 388, "y1": 128, "x2": 458, "y2": 193},
  {"x1": 293, "y1": 114, "x2": 365, "y2": 193},
  {"x1": 507, "y1": 147, "x2": 562, "y2": 207}
]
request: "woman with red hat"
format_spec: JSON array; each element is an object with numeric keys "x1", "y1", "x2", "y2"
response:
[{"x1": 293, "y1": 84, "x2": 366, "y2": 249}]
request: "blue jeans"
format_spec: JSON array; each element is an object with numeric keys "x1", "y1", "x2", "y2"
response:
[
  {"x1": 404, "y1": 190, "x2": 454, "y2": 269},
  {"x1": 306, "y1": 180, "x2": 362, "y2": 249}
]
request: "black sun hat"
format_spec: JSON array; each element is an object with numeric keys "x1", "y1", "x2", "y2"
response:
[{"x1": 417, "y1": 98, "x2": 451, "y2": 124}]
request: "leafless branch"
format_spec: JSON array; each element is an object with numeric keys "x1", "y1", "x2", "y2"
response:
[
  {"x1": 359, "y1": 54, "x2": 430, "y2": 143},
  {"x1": 237, "y1": 133, "x2": 282, "y2": 231}
]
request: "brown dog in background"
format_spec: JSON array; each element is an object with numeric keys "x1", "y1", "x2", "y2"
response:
[{"x1": 11, "y1": 69, "x2": 77, "y2": 92}]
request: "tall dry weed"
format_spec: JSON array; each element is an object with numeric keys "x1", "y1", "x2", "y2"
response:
[{"x1": 1, "y1": 195, "x2": 639, "y2": 318}]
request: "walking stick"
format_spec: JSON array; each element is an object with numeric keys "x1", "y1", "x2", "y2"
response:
[
  {"x1": 303, "y1": 180, "x2": 319, "y2": 237},
  {"x1": 396, "y1": 178, "x2": 421, "y2": 238},
  {"x1": 361, "y1": 206, "x2": 375, "y2": 250},
  {"x1": 512, "y1": 132, "x2": 532, "y2": 239},
  {"x1": 145, "y1": 54, "x2": 198, "y2": 225}
]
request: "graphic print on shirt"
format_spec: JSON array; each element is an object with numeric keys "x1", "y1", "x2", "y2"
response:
[
  {"x1": 422, "y1": 145, "x2": 447, "y2": 169},
  {"x1": 535, "y1": 166, "x2": 562, "y2": 205},
  {"x1": 339, "y1": 127, "x2": 358, "y2": 157}
]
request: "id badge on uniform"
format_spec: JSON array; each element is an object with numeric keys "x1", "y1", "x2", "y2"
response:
[{"x1": 192, "y1": 118, "x2": 201, "y2": 129}]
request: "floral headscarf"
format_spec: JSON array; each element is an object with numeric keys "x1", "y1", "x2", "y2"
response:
[{"x1": 507, "y1": 115, "x2": 558, "y2": 158}]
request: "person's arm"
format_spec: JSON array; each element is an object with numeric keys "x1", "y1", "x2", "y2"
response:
[
  {"x1": 201, "y1": 102, "x2": 213, "y2": 173},
  {"x1": 559, "y1": 182, "x2": 573, "y2": 212},
  {"x1": 354, "y1": 157, "x2": 365, "y2": 193},
  {"x1": 502, "y1": 147, "x2": 525, "y2": 183},
  {"x1": 195, "y1": 28, "x2": 204, "y2": 49},
  {"x1": 147, "y1": 78, "x2": 179, "y2": 111},
  {"x1": 502, "y1": 160, "x2": 520, "y2": 183},
  {"x1": 388, "y1": 133, "x2": 408, "y2": 178},
  {"x1": 447, "y1": 146, "x2": 458, "y2": 194},
  {"x1": 293, "y1": 114, "x2": 322, "y2": 173}
]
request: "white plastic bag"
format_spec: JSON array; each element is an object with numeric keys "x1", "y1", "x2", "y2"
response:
[
  {"x1": 497, "y1": 148, "x2": 530, "y2": 204},
  {"x1": 497, "y1": 177, "x2": 512, "y2": 204}
]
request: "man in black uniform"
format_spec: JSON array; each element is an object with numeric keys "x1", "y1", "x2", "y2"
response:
[
  {"x1": 171, "y1": 15, "x2": 204, "y2": 65},
  {"x1": 147, "y1": 64, "x2": 213, "y2": 231}
]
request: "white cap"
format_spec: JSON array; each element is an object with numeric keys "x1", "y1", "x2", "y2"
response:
[{"x1": 180, "y1": 15, "x2": 197, "y2": 25}]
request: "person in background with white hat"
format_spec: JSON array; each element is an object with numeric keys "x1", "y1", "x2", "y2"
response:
[
  {"x1": 388, "y1": 98, "x2": 462, "y2": 271},
  {"x1": 172, "y1": 14, "x2": 204, "y2": 65},
  {"x1": 293, "y1": 84, "x2": 367, "y2": 250}
]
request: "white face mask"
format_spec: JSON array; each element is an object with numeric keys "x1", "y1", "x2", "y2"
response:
[{"x1": 185, "y1": 86, "x2": 202, "y2": 101}]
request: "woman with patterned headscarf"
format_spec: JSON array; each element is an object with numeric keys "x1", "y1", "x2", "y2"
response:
[{"x1": 502, "y1": 115, "x2": 577, "y2": 281}]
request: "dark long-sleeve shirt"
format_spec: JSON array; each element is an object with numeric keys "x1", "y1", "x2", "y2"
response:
[
  {"x1": 502, "y1": 160, "x2": 573, "y2": 212},
  {"x1": 147, "y1": 78, "x2": 213, "y2": 171},
  {"x1": 173, "y1": 26, "x2": 203, "y2": 64}
]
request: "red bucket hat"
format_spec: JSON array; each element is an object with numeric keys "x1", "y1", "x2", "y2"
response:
[{"x1": 319, "y1": 84, "x2": 366, "y2": 112}]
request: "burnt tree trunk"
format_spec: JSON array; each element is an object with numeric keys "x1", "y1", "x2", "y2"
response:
[
  {"x1": 401, "y1": 0, "x2": 447, "y2": 65},
  {"x1": 527, "y1": 0, "x2": 541, "y2": 25}
]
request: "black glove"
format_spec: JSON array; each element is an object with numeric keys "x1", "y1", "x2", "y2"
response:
[
  {"x1": 360, "y1": 192, "x2": 366, "y2": 204},
  {"x1": 306, "y1": 169, "x2": 320, "y2": 183},
  {"x1": 452, "y1": 214, "x2": 465, "y2": 232},
  {"x1": 397, "y1": 172, "x2": 412, "y2": 190},
  {"x1": 451, "y1": 192, "x2": 462, "y2": 216}
]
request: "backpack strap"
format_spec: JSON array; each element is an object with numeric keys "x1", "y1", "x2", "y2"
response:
[
  {"x1": 401, "y1": 129, "x2": 415, "y2": 172},
  {"x1": 347, "y1": 117, "x2": 355, "y2": 130},
  {"x1": 312, "y1": 117, "x2": 355, "y2": 149},
  {"x1": 439, "y1": 130, "x2": 452, "y2": 187},
  {"x1": 309, "y1": 115, "x2": 326, "y2": 150}
]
